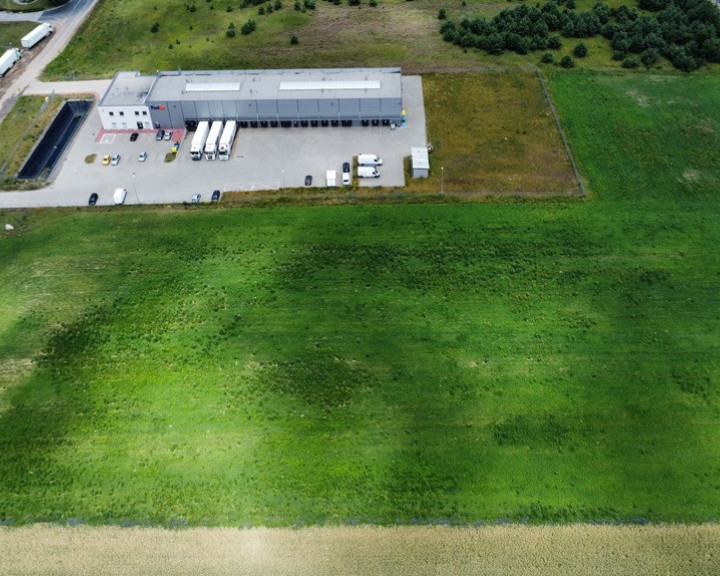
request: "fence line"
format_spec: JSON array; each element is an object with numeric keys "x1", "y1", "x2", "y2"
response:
[{"x1": 535, "y1": 68, "x2": 586, "y2": 196}]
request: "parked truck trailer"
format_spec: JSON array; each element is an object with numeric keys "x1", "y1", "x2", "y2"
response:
[
  {"x1": 217, "y1": 120, "x2": 237, "y2": 161},
  {"x1": 204, "y1": 121, "x2": 224, "y2": 160},
  {"x1": 21, "y1": 23, "x2": 53, "y2": 50},
  {"x1": 190, "y1": 121, "x2": 210, "y2": 161},
  {"x1": 0, "y1": 49, "x2": 21, "y2": 77}
]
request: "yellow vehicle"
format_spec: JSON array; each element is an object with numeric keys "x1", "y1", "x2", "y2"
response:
[{"x1": 102, "y1": 154, "x2": 111, "y2": 166}]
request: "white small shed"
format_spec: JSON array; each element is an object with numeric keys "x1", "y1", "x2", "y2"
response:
[{"x1": 411, "y1": 146, "x2": 429, "y2": 179}]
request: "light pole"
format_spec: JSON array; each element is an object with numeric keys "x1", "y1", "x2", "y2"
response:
[
  {"x1": 132, "y1": 172, "x2": 140, "y2": 204},
  {"x1": 441, "y1": 166, "x2": 444, "y2": 196}
]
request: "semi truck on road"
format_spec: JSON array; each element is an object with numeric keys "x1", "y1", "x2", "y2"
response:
[
  {"x1": 190, "y1": 121, "x2": 210, "y2": 160},
  {"x1": 21, "y1": 23, "x2": 53, "y2": 50},
  {"x1": 0, "y1": 49, "x2": 21, "y2": 77}
]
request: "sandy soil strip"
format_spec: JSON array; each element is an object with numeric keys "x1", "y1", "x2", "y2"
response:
[{"x1": 2, "y1": 524, "x2": 719, "y2": 575}]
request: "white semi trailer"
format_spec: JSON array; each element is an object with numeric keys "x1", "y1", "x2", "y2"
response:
[
  {"x1": 204, "y1": 121, "x2": 224, "y2": 160},
  {"x1": 190, "y1": 121, "x2": 210, "y2": 161},
  {"x1": 217, "y1": 121, "x2": 237, "y2": 161},
  {"x1": 21, "y1": 23, "x2": 53, "y2": 49},
  {"x1": 0, "y1": 49, "x2": 21, "y2": 77}
]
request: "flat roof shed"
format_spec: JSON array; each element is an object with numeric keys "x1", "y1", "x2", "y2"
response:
[{"x1": 411, "y1": 146, "x2": 429, "y2": 178}]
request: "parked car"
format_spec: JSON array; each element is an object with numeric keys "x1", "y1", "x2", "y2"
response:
[
  {"x1": 342, "y1": 162, "x2": 351, "y2": 185},
  {"x1": 155, "y1": 129, "x2": 165, "y2": 141},
  {"x1": 171, "y1": 141, "x2": 180, "y2": 153},
  {"x1": 164, "y1": 130, "x2": 173, "y2": 141},
  {"x1": 102, "y1": 154, "x2": 111, "y2": 166},
  {"x1": 211, "y1": 189, "x2": 221, "y2": 203},
  {"x1": 130, "y1": 132, "x2": 139, "y2": 142},
  {"x1": 191, "y1": 193, "x2": 201, "y2": 204},
  {"x1": 304, "y1": 174, "x2": 312, "y2": 186},
  {"x1": 88, "y1": 193, "x2": 98, "y2": 206},
  {"x1": 111, "y1": 154, "x2": 121, "y2": 166},
  {"x1": 138, "y1": 151, "x2": 147, "y2": 162}
]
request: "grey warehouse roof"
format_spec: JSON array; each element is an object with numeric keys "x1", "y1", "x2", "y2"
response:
[
  {"x1": 99, "y1": 71, "x2": 156, "y2": 107},
  {"x1": 147, "y1": 68, "x2": 402, "y2": 102}
]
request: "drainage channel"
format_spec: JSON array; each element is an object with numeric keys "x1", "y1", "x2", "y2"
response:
[{"x1": 18, "y1": 99, "x2": 93, "y2": 180}]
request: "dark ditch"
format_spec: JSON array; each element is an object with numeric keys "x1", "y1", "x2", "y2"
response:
[{"x1": 18, "y1": 99, "x2": 93, "y2": 180}]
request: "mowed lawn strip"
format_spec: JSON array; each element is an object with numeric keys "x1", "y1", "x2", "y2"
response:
[{"x1": 1, "y1": 72, "x2": 719, "y2": 526}]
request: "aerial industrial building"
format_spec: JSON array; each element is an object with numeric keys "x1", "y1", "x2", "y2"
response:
[{"x1": 97, "y1": 68, "x2": 404, "y2": 131}]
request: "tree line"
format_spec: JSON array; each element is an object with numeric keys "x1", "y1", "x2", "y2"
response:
[{"x1": 439, "y1": 0, "x2": 720, "y2": 72}]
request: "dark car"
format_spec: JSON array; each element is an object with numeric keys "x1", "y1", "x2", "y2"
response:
[
  {"x1": 88, "y1": 193, "x2": 98, "y2": 206},
  {"x1": 130, "y1": 132, "x2": 139, "y2": 142},
  {"x1": 211, "y1": 189, "x2": 221, "y2": 203},
  {"x1": 304, "y1": 174, "x2": 312, "y2": 186},
  {"x1": 155, "y1": 129, "x2": 165, "y2": 141}
]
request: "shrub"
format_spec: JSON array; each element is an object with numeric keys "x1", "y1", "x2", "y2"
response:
[
  {"x1": 574, "y1": 42, "x2": 588, "y2": 57},
  {"x1": 560, "y1": 55, "x2": 575, "y2": 68},
  {"x1": 274, "y1": 0, "x2": 283, "y2": 8},
  {"x1": 548, "y1": 35, "x2": 562, "y2": 50},
  {"x1": 290, "y1": 34, "x2": 299, "y2": 44},
  {"x1": 540, "y1": 51, "x2": 554, "y2": 63},
  {"x1": 294, "y1": 0, "x2": 301, "y2": 8},
  {"x1": 227, "y1": 23, "x2": 236, "y2": 37},
  {"x1": 438, "y1": 8, "x2": 447, "y2": 20},
  {"x1": 258, "y1": 5, "x2": 264, "y2": 13},
  {"x1": 621, "y1": 57, "x2": 639, "y2": 68},
  {"x1": 369, "y1": 0, "x2": 377, "y2": 5},
  {"x1": 640, "y1": 48, "x2": 659, "y2": 68},
  {"x1": 348, "y1": 0, "x2": 360, "y2": 5},
  {"x1": 150, "y1": 22, "x2": 160, "y2": 33},
  {"x1": 304, "y1": 0, "x2": 316, "y2": 8},
  {"x1": 241, "y1": 19, "x2": 256, "y2": 34}
]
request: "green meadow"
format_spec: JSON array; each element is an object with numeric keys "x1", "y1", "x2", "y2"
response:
[{"x1": 1, "y1": 70, "x2": 719, "y2": 526}]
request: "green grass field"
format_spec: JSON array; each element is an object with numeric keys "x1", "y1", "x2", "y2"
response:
[{"x1": 1, "y1": 70, "x2": 719, "y2": 526}]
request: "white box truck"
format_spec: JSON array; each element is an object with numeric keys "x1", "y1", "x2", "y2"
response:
[
  {"x1": 204, "y1": 120, "x2": 224, "y2": 160},
  {"x1": 357, "y1": 166, "x2": 380, "y2": 178},
  {"x1": 217, "y1": 120, "x2": 237, "y2": 161},
  {"x1": 326, "y1": 170, "x2": 337, "y2": 187},
  {"x1": 21, "y1": 23, "x2": 53, "y2": 49},
  {"x1": 0, "y1": 49, "x2": 21, "y2": 77},
  {"x1": 113, "y1": 188, "x2": 127, "y2": 205},
  {"x1": 190, "y1": 121, "x2": 210, "y2": 160},
  {"x1": 357, "y1": 153, "x2": 383, "y2": 166}
]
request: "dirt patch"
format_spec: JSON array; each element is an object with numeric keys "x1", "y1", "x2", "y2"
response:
[
  {"x1": 626, "y1": 89, "x2": 650, "y2": 108},
  {"x1": 1, "y1": 524, "x2": 718, "y2": 575}
]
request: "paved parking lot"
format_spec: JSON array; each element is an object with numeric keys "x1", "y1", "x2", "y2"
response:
[{"x1": 0, "y1": 76, "x2": 426, "y2": 208}]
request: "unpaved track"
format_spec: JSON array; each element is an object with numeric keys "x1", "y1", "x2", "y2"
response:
[{"x1": 2, "y1": 524, "x2": 719, "y2": 575}]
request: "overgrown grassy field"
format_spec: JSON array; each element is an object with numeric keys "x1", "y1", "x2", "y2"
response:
[
  {"x1": 42, "y1": 0, "x2": 653, "y2": 80},
  {"x1": 0, "y1": 21, "x2": 37, "y2": 47},
  {"x1": 420, "y1": 70, "x2": 577, "y2": 195},
  {"x1": 1, "y1": 71, "x2": 719, "y2": 527}
]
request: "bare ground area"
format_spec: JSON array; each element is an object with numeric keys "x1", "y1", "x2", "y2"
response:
[{"x1": 3, "y1": 524, "x2": 719, "y2": 575}]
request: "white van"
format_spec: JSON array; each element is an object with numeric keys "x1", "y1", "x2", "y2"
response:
[
  {"x1": 357, "y1": 153, "x2": 383, "y2": 166},
  {"x1": 113, "y1": 188, "x2": 127, "y2": 205},
  {"x1": 357, "y1": 166, "x2": 380, "y2": 178}
]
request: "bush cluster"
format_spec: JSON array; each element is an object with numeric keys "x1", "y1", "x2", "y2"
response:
[{"x1": 440, "y1": 0, "x2": 720, "y2": 72}]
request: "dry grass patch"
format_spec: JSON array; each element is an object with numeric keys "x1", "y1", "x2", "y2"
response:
[
  {"x1": 415, "y1": 71, "x2": 578, "y2": 197},
  {"x1": 2, "y1": 524, "x2": 719, "y2": 576}
]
